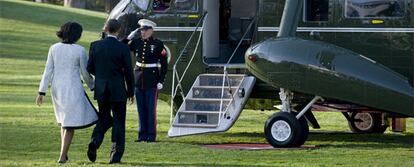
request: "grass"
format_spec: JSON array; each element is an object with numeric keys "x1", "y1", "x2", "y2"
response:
[{"x1": 0, "y1": 0, "x2": 413, "y2": 166}]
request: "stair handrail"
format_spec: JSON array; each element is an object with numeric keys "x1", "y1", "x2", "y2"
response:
[
  {"x1": 170, "y1": 12, "x2": 208, "y2": 125},
  {"x1": 218, "y1": 17, "x2": 257, "y2": 125}
]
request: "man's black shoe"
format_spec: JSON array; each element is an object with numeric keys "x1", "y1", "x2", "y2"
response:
[
  {"x1": 134, "y1": 139, "x2": 145, "y2": 142},
  {"x1": 87, "y1": 142, "x2": 97, "y2": 162},
  {"x1": 146, "y1": 140, "x2": 156, "y2": 143},
  {"x1": 109, "y1": 143, "x2": 122, "y2": 164},
  {"x1": 109, "y1": 160, "x2": 121, "y2": 164}
]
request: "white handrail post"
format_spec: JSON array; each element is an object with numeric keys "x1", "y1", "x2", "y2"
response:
[
  {"x1": 170, "y1": 68, "x2": 176, "y2": 126},
  {"x1": 218, "y1": 66, "x2": 228, "y2": 126}
]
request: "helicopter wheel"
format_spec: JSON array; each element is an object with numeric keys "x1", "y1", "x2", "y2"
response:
[
  {"x1": 264, "y1": 112, "x2": 309, "y2": 147},
  {"x1": 348, "y1": 112, "x2": 387, "y2": 134}
]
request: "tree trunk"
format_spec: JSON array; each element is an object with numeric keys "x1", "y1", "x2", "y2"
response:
[
  {"x1": 64, "y1": 0, "x2": 86, "y2": 9},
  {"x1": 105, "y1": 0, "x2": 120, "y2": 13}
]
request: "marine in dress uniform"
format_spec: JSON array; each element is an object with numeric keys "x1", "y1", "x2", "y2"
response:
[{"x1": 127, "y1": 19, "x2": 168, "y2": 142}]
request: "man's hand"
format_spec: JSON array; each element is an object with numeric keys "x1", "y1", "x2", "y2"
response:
[
  {"x1": 36, "y1": 95, "x2": 44, "y2": 106},
  {"x1": 127, "y1": 28, "x2": 139, "y2": 40},
  {"x1": 157, "y1": 83, "x2": 163, "y2": 90},
  {"x1": 128, "y1": 97, "x2": 134, "y2": 105},
  {"x1": 161, "y1": 49, "x2": 167, "y2": 57}
]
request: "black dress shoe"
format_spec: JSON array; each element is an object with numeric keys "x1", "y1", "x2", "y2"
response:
[
  {"x1": 146, "y1": 137, "x2": 156, "y2": 143},
  {"x1": 134, "y1": 139, "x2": 145, "y2": 142},
  {"x1": 58, "y1": 160, "x2": 67, "y2": 164},
  {"x1": 87, "y1": 142, "x2": 97, "y2": 162},
  {"x1": 109, "y1": 160, "x2": 121, "y2": 164},
  {"x1": 57, "y1": 155, "x2": 68, "y2": 164},
  {"x1": 109, "y1": 143, "x2": 123, "y2": 164}
]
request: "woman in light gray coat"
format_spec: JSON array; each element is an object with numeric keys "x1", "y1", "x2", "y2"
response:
[{"x1": 36, "y1": 22, "x2": 98, "y2": 163}]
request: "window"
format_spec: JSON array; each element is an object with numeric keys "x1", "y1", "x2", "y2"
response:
[
  {"x1": 345, "y1": 0, "x2": 405, "y2": 18},
  {"x1": 175, "y1": 0, "x2": 198, "y2": 12},
  {"x1": 304, "y1": 0, "x2": 329, "y2": 22},
  {"x1": 152, "y1": 0, "x2": 171, "y2": 12},
  {"x1": 132, "y1": 0, "x2": 150, "y2": 11},
  {"x1": 108, "y1": 0, "x2": 130, "y2": 19}
]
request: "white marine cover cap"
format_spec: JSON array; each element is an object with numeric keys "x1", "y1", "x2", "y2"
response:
[{"x1": 138, "y1": 19, "x2": 157, "y2": 28}]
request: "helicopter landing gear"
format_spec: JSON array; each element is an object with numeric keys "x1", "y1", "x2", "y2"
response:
[
  {"x1": 347, "y1": 112, "x2": 388, "y2": 134},
  {"x1": 264, "y1": 88, "x2": 323, "y2": 147}
]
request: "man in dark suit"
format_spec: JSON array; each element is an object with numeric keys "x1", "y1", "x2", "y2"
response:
[{"x1": 86, "y1": 19, "x2": 134, "y2": 164}]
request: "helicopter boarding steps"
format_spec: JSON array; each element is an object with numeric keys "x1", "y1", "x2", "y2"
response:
[{"x1": 168, "y1": 74, "x2": 255, "y2": 137}]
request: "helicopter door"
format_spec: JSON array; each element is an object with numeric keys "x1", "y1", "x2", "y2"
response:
[{"x1": 203, "y1": 0, "x2": 258, "y2": 65}]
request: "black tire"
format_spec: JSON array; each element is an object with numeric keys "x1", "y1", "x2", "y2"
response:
[
  {"x1": 292, "y1": 112, "x2": 309, "y2": 146},
  {"x1": 348, "y1": 112, "x2": 387, "y2": 133},
  {"x1": 293, "y1": 105, "x2": 311, "y2": 145},
  {"x1": 264, "y1": 112, "x2": 309, "y2": 147}
]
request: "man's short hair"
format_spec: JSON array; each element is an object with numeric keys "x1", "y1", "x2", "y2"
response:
[{"x1": 104, "y1": 19, "x2": 121, "y2": 33}]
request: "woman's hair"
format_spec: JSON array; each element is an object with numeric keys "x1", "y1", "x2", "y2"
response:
[{"x1": 56, "y1": 22, "x2": 83, "y2": 44}]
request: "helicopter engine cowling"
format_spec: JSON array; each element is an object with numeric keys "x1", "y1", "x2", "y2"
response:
[{"x1": 245, "y1": 37, "x2": 414, "y2": 117}]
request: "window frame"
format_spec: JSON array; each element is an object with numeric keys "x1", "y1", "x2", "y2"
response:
[
  {"x1": 150, "y1": 0, "x2": 199, "y2": 14},
  {"x1": 132, "y1": 0, "x2": 150, "y2": 11},
  {"x1": 151, "y1": 0, "x2": 175, "y2": 13},
  {"x1": 174, "y1": 0, "x2": 199, "y2": 13},
  {"x1": 302, "y1": 0, "x2": 331, "y2": 23},
  {"x1": 343, "y1": 0, "x2": 406, "y2": 19}
]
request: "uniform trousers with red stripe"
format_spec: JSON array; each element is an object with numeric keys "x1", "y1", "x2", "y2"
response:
[{"x1": 135, "y1": 87, "x2": 158, "y2": 141}]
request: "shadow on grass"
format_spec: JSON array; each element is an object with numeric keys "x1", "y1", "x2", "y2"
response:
[
  {"x1": 120, "y1": 162, "x2": 272, "y2": 167},
  {"x1": 164, "y1": 130, "x2": 414, "y2": 149},
  {"x1": 307, "y1": 132, "x2": 414, "y2": 148}
]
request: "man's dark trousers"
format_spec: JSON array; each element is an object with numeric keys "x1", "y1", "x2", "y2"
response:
[
  {"x1": 135, "y1": 87, "x2": 158, "y2": 141},
  {"x1": 90, "y1": 90, "x2": 126, "y2": 162}
]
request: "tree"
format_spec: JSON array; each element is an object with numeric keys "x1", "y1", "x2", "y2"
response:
[{"x1": 64, "y1": 0, "x2": 86, "y2": 9}]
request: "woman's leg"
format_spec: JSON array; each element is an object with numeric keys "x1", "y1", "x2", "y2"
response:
[
  {"x1": 60, "y1": 127, "x2": 64, "y2": 146},
  {"x1": 59, "y1": 128, "x2": 74, "y2": 162},
  {"x1": 59, "y1": 127, "x2": 64, "y2": 160}
]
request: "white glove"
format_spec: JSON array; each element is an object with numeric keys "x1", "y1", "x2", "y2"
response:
[
  {"x1": 157, "y1": 83, "x2": 163, "y2": 90},
  {"x1": 127, "y1": 28, "x2": 139, "y2": 40}
]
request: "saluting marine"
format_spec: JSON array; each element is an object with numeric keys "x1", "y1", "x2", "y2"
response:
[{"x1": 126, "y1": 19, "x2": 168, "y2": 142}]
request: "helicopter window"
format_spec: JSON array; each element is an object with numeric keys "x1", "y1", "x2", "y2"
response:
[
  {"x1": 175, "y1": 0, "x2": 198, "y2": 12},
  {"x1": 153, "y1": 0, "x2": 171, "y2": 12},
  {"x1": 132, "y1": 0, "x2": 150, "y2": 11},
  {"x1": 345, "y1": 0, "x2": 405, "y2": 18},
  {"x1": 108, "y1": 0, "x2": 130, "y2": 19},
  {"x1": 304, "y1": 0, "x2": 329, "y2": 22}
]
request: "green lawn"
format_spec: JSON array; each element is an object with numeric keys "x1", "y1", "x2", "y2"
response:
[{"x1": 0, "y1": 0, "x2": 413, "y2": 166}]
